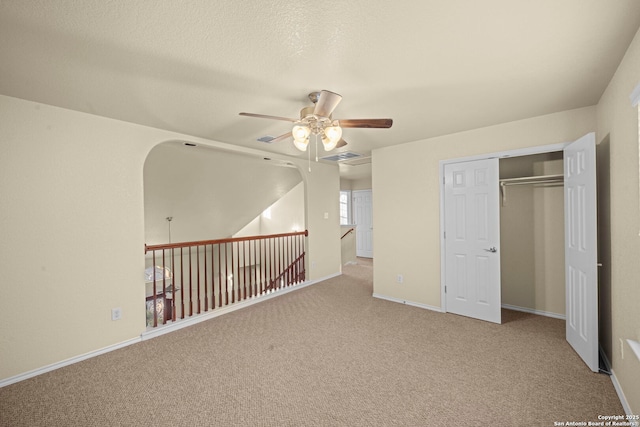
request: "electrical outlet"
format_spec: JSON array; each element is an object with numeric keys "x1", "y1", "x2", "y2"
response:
[
  {"x1": 111, "y1": 308, "x2": 122, "y2": 321},
  {"x1": 619, "y1": 338, "x2": 624, "y2": 359},
  {"x1": 397, "y1": 274, "x2": 404, "y2": 284}
]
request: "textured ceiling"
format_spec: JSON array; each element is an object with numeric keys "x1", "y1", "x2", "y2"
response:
[{"x1": 1, "y1": 1, "x2": 639, "y2": 178}]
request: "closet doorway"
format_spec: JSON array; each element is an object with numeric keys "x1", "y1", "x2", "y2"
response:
[
  {"x1": 500, "y1": 151, "x2": 565, "y2": 320},
  {"x1": 439, "y1": 133, "x2": 599, "y2": 372}
]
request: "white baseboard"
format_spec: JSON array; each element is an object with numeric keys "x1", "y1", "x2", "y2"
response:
[
  {"x1": 501, "y1": 303, "x2": 566, "y2": 320},
  {"x1": 0, "y1": 337, "x2": 141, "y2": 388},
  {"x1": 1, "y1": 272, "x2": 341, "y2": 388},
  {"x1": 597, "y1": 345, "x2": 631, "y2": 414},
  {"x1": 610, "y1": 368, "x2": 633, "y2": 415},
  {"x1": 372, "y1": 293, "x2": 443, "y2": 313}
]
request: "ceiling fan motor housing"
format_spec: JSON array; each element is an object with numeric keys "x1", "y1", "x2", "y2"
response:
[
  {"x1": 299, "y1": 106, "x2": 334, "y2": 134},
  {"x1": 308, "y1": 91, "x2": 321, "y2": 104}
]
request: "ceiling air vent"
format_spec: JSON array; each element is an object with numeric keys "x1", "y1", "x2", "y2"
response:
[
  {"x1": 342, "y1": 156, "x2": 372, "y2": 166},
  {"x1": 320, "y1": 152, "x2": 363, "y2": 162}
]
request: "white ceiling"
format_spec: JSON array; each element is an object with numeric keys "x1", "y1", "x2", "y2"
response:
[{"x1": 1, "y1": 1, "x2": 639, "y2": 178}]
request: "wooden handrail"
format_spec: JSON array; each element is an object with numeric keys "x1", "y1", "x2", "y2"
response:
[
  {"x1": 341, "y1": 228, "x2": 355, "y2": 239},
  {"x1": 145, "y1": 230, "x2": 308, "y2": 253},
  {"x1": 269, "y1": 253, "x2": 306, "y2": 290}
]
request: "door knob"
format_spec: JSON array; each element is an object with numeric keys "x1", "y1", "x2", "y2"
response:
[{"x1": 484, "y1": 247, "x2": 498, "y2": 253}]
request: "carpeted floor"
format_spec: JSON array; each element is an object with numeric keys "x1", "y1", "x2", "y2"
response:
[{"x1": 0, "y1": 258, "x2": 624, "y2": 426}]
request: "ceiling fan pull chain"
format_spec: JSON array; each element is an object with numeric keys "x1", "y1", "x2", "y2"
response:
[{"x1": 315, "y1": 134, "x2": 319, "y2": 162}]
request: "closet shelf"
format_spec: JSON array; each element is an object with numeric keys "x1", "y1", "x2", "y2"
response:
[{"x1": 499, "y1": 174, "x2": 564, "y2": 205}]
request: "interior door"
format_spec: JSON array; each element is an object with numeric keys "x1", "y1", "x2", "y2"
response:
[
  {"x1": 444, "y1": 158, "x2": 501, "y2": 324},
  {"x1": 353, "y1": 190, "x2": 373, "y2": 258},
  {"x1": 564, "y1": 132, "x2": 599, "y2": 372}
]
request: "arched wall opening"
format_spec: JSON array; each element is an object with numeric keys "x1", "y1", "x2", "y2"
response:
[{"x1": 142, "y1": 140, "x2": 309, "y2": 327}]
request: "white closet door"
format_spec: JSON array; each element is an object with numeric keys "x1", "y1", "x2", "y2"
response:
[
  {"x1": 564, "y1": 132, "x2": 599, "y2": 372},
  {"x1": 444, "y1": 158, "x2": 501, "y2": 324}
]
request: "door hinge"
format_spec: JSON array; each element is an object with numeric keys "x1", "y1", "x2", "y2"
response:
[{"x1": 444, "y1": 286, "x2": 447, "y2": 293}]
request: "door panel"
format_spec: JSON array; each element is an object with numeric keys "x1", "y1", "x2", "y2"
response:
[
  {"x1": 444, "y1": 158, "x2": 501, "y2": 324},
  {"x1": 353, "y1": 190, "x2": 373, "y2": 258},
  {"x1": 564, "y1": 132, "x2": 598, "y2": 372}
]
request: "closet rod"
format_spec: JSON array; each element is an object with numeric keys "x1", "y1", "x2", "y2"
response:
[
  {"x1": 499, "y1": 173, "x2": 563, "y2": 185},
  {"x1": 499, "y1": 174, "x2": 563, "y2": 205},
  {"x1": 500, "y1": 179, "x2": 563, "y2": 187}
]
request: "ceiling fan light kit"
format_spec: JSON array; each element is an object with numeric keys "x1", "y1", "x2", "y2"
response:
[
  {"x1": 321, "y1": 124, "x2": 342, "y2": 151},
  {"x1": 292, "y1": 123, "x2": 310, "y2": 151},
  {"x1": 239, "y1": 90, "x2": 393, "y2": 154}
]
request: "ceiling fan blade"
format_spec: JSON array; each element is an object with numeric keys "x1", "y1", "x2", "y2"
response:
[
  {"x1": 337, "y1": 138, "x2": 348, "y2": 148},
  {"x1": 269, "y1": 132, "x2": 293, "y2": 143},
  {"x1": 313, "y1": 90, "x2": 343, "y2": 117},
  {"x1": 337, "y1": 118, "x2": 393, "y2": 128},
  {"x1": 239, "y1": 112, "x2": 297, "y2": 122}
]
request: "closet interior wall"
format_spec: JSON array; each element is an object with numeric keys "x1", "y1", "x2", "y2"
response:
[{"x1": 499, "y1": 152, "x2": 565, "y2": 318}]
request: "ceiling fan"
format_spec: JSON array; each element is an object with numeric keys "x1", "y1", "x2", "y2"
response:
[{"x1": 239, "y1": 90, "x2": 393, "y2": 152}]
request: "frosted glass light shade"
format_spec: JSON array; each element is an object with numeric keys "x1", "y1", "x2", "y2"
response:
[
  {"x1": 292, "y1": 124, "x2": 310, "y2": 141},
  {"x1": 293, "y1": 138, "x2": 309, "y2": 151},
  {"x1": 322, "y1": 125, "x2": 342, "y2": 151}
]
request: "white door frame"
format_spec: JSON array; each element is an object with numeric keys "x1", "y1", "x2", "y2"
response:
[{"x1": 439, "y1": 141, "x2": 568, "y2": 312}]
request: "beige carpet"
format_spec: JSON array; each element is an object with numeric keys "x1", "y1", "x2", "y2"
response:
[{"x1": 0, "y1": 258, "x2": 624, "y2": 426}]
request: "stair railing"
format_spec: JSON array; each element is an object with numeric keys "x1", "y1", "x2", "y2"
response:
[
  {"x1": 341, "y1": 228, "x2": 355, "y2": 239},
  {"x1": 144, "y1": 230, "x2": 308, "y2": 328}
]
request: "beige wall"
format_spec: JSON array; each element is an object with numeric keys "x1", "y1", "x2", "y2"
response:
[
  {"x1": 532, "y1": 157, "x2": 565, "y2": 315},
  {"x1": 340, "y1": 177, "x2": 372, "y2": 191},
  {"x1": 0, "y1": 95, "x2": 341, "y2": 382},
  {"x1": 372, "y1": 105, "x2": 596, "y2": 310},
  {"x1": 351, "y1": 177, "x2": 372, "y2": 191},
  {"x1": 234, "y1": 182, "x2": 305, "y2": 237},
  {"x1": 596, "y1": 27, "x2": 640, "y2": 413},
  {"x1": 297, "y1": 161, "x2": 342, "y2": 279},
  {"x1": 0, "y1": 96, "x2": 157, "y2": 381},
  {"x1": 340, "y1": 178, "x2": 352, "y2": 191},
  {"x1": 341, "y1": 225, "x2": 357, "y2": 265}
]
